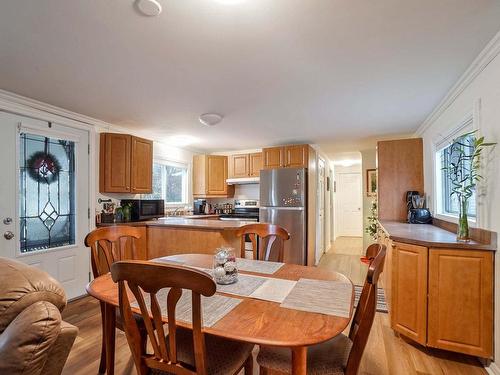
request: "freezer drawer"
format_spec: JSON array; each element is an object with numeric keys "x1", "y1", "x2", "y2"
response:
[{"x1": 259, "y1": 207, "x2": 306, "y2": 265}]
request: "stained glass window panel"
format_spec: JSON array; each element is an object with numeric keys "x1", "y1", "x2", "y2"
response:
[{"x1": 19, "y1": 133, "x2": 76, "y2": 253}]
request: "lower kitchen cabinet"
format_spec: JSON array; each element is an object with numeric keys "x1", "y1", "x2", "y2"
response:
[
  {"x1": 384, "y1": 239, "x2": 494, "y2": 358},
  {"x1": 427, "y1": 249, "x2": 493, "y2": 357},
  {"x1": 391, "y1": 242, "x2": 428, "y2": 345}
]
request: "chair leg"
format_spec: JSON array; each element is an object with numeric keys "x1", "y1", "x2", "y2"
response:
[
  {"x1": 244, "y1": 354, "x2": 253, "y2": 374},
  {"x1": 104, "y1": 303, "x2": 116, "y2": 375},
  {"x1": 98, "y1": 303, "x2": 106, "y2": 374},
  {"x1": 259, "y1": 365, "x2": 268, "y2": 375}
]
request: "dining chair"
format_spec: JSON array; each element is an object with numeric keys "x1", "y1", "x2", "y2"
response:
[
  {"x1": 110, "y1": 260, "x2": 254, "y2": 375},
  {"x1": 257, "y1": 244, "x2": 387, "y2": 375},
  {"x1": 235, "y1": 223, "x2": 290, "y2": 261},
  {"x1": 84, "y1": 226, "x2": 147, "y2": 375}
]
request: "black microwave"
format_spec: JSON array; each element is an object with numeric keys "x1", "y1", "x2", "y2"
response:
[{"x1": 120, "y1": 199, "x2": 165, "y2": 221}]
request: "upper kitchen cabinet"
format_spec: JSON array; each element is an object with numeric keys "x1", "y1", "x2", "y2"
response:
[
  {"x1": 130, "y1": 136, "x2": 153, "y2": 193},
  {"x1": 99, "y1": 133, "x2": 153, "y2": 194},
  {"x1": 228, "y1": 152, "x2": 263, "y2": 178},
  {"x1": 193, "y1": 155, "x2": 234, "y2": 198},
  {"x1": 263, "y1": 144, "x2": 309, "y2": 169},
  {"x1": 377, "y1": 138, "x2": 424, "y2": 221},
  {"x1": 249, "y1": 152, "x2": 263, "y2": 177}
]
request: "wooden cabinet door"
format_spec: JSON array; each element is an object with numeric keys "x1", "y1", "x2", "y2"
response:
[
  {"x1": 249, "y1": 152, "x2": 263, "y2": 177},
  {"x1": 263, "y1": 147, "x2": 283, "y2": 169},
  {"x1": 99, "y1": 133, "x2": 131, "y2": 193},
  {"x1": 192, "y1": 155, "x2": 206, "y2": 196},
  {"x1": 130, "y1": 136, "x2": 153, "y2": 193},
  {"x1": 391, "y1": 242, "x2": 428, "y2": 345},
  {"x1": 206, "y1": 155, "x2": 228, "y2": 195},
  {"x1": 428, "y1": 249, "x2": 493, "y2": 358},
  {"x1": 228, "y1": 154, "x2": 249, "y2": 178},
  {"x1": 284, "y1": 144, "x2": 308, "y2": 168}
]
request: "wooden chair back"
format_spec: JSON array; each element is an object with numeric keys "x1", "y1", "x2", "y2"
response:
[
  {"x1": 235, "y1": 223, "x2": 290, "y2": 261},
  {"x1": 345, "y1": 244, "x2": 386, "y2": 375},
  {"x1": 111, "y1": 260, "x2": 216, "y2": 375},
  {"x1": 84, "y1": 226, "x2": 144, "y2": 278}
]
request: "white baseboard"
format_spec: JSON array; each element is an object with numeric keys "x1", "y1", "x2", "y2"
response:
[{"x1": 486, "y1": 362, "x2": 500, "y2": 375}]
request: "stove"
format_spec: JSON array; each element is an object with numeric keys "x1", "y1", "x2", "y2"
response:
[{"x1": 219, "y1": 200, "x2": 259, "y2": 222}]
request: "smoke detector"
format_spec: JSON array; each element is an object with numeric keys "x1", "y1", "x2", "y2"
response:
[
  {"x1": 199, "y1": 113, "x2": 223, "y2": 127},
  {"x1": 136, "y1": 0, "x2": 162, "y2": 16}
]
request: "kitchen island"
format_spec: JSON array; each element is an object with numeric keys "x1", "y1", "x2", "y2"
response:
[{"x1": 97, "y1": 217, "x2": 254, "y2": 259}]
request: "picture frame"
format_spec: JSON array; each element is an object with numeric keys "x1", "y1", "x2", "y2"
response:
[{"x1": 366, "y1": 169, "x2": 377, "y2": 197}]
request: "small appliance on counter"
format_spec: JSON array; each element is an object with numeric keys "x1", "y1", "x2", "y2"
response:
[
  {"x1": 120, "y1": 199, "x2": 165, "y2": 221},
  {"x1": 406, "y1": 191, "x2": 432, "y2": 224},
  {"x1": 193, "y1": 199, "x2": 207, "y2": 215}
]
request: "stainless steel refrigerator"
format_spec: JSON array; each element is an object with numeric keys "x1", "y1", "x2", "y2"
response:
[{"x1": 259, "y1": 168, "x2": 307, "y2": 265}]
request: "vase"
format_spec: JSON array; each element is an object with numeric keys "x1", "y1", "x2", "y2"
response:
[{"x1": 457, "y1": 196, "x2": 470, "y2": 242}]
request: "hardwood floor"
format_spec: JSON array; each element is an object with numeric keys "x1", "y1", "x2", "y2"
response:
[{"x1": 62, "y1": 237, "x2": 486, "y2": 375}]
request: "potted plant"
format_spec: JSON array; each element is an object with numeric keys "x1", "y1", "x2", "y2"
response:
[{"x1": 442, "y1": 131, "x2": 495, "y2": 241}]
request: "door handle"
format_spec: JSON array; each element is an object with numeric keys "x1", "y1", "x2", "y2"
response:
[{"x1": 3, "y1": 231, "x2": 14, "y2": 240}]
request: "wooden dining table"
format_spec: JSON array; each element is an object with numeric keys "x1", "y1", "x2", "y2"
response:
[{"x1": 86, "y1": 254, "x2": 355, "y2": 375}]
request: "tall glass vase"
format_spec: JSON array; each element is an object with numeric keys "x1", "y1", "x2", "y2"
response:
[{"x1": 457, "y1": 196, "x2": 470, "y2": 242}]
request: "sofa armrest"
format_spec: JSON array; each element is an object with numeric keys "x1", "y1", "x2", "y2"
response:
[
  {"x1": 0, "y1": 301, "x2": 62, "y2": 375},
  {"x1": 40, "y1": 321, "x2": 78, "y2": 375}
]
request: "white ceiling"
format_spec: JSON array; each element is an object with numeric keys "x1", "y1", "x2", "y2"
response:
[{"x1": 1, "y1": 1, "x2": 500, "y2": 154}]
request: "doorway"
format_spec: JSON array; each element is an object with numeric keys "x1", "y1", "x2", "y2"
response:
[
  {"x1": 0, "y1": 112, "x2": 91, "y2": 299},
  {"x1": 335, "y1": 171, "x2": 363, "y2": 238}
]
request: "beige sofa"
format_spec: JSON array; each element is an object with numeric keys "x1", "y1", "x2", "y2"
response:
[{"x1": 0, "y1": 257, "x2": 78, "y2": 375}]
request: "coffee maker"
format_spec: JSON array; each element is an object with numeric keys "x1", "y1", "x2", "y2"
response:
[
  {"x1": 193, "y1": 199, "x2": 207, "y2": 215},
  {"x1": 406, "y1": 191, "x2": 432, "y2": 224}
]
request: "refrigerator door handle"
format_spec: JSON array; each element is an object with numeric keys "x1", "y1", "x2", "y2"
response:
[{"x1": 260, "y1": 206, "x2": 305, "y2": 211}]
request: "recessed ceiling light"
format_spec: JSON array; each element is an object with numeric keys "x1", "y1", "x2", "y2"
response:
[
  {"x1": 199, "y1": 113, "x2": 223, "y2": 127},
  {"x1": 136, "y1": 0, "x2": 162, "y2": 16}
]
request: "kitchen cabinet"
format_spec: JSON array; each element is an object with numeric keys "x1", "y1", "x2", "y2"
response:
[
  {"x1": 193, "y1": 155, "x2": 234, "y2": 198},
  {"x1": 379, "y1": 221, "x2": 494, "y2": 358},
  {"x1": 377, "y1": 138, "x2": 424, "y2": 221},
  {"x1": 391, "y1": 242, "x2": 428, "y2": 345},
  {"x1": 263, "y1": 144, "x2": 309, "y2": 169},
  {"x1": 249, "y1": 152, "x2": 263, "y2": 177},
  {"x1": 428, "y1": 249, "x2": 493, "y2": 357},
  {"x1": 228, "y1": 152, "x2": 263, "y2": 178},
  {"x1": 130, "y1": 136, "x2": 153, "y2": 193},
  {"x1": 99, "y1": 133, "x2": 153, "y2": 194}
]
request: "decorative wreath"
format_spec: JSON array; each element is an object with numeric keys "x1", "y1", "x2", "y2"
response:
[{"x1": 27, "y1": 151, "x2": 61, "y2": 184}]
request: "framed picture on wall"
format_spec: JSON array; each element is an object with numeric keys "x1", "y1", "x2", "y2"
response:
[{"x1": 366, "y1": 169, "x2": 377, "y2": 197}]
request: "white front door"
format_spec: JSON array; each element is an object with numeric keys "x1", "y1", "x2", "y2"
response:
[
  {"x1": 0, "y1": 112, "x2": 90, "y2": 299},
  {"x1": 336, "y1": 172, "x2": 363, "y2": 237}
]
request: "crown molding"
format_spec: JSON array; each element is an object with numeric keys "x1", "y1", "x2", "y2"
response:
[{"x1": 415, "y1": 30, "x2": 500, "y2": 136}]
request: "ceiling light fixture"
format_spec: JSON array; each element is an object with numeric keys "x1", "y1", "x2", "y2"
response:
[
  {"x1": 136, "y1": 0, "x2": 162, "y2": 16},
  {"x1": 199, "y1": 113, "x2": 223, "y2": 127}
]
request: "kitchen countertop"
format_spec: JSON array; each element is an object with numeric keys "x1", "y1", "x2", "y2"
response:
[
  {"x1": 379, "y1": 220, "x2": 496, "y2": 251},
  {"x1": 97, "y1": 217, "x2": 254, "y2": 230}
]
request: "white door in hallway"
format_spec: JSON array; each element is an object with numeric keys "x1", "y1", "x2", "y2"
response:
[
  {"x1": 0, "y1": 112, "x2": 91, "y2": 299},
  {"x1": 336, "y1": 172, "x2": 362, "y2": 237}
]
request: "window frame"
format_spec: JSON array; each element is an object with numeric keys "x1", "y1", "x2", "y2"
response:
[
  {"x1": 144, "y1": 158, "x2": 191, "y2": 208},
  {"x1": 433, "y1": 113, "x2": 478, "y2": 226}
]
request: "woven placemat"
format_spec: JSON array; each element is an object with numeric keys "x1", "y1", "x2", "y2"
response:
[
  {"x1": 280, "y1": 278, "x2": 352, "y2": 318},
  {"x1": 236, "y1": 258, "x2": 284, "y2": 274},
  {"x1": 131, "y1": 288, "x2": 242, "y2": 327}
]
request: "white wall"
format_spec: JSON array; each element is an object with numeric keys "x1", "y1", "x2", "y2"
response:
[{"x1": 417, "y1": 35, "x2": 500, "y2": 370}]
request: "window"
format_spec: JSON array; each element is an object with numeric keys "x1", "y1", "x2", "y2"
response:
[
  {"x1": 435, "y1": 119, "x2": 476, "y2": 220},
  {"x1": 142, "y1": 161, "x2": 189, "y2": 205},
  {"x1": 19, "y1": 133, "x2": 76, "y2": 252}
]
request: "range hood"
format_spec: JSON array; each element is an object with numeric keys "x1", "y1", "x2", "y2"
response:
[{"x1": 226, "y1": 177, "x2": 260, "y2": 185}]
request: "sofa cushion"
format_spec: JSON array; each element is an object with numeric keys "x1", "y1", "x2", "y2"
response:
[{"x1": 0, "y1": 257, "x2": 66, "y2": 332}]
